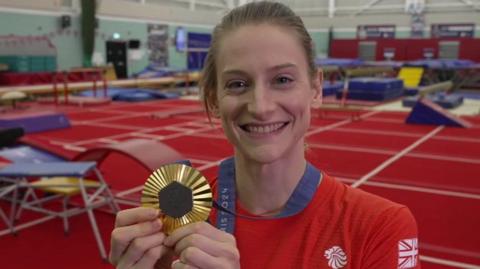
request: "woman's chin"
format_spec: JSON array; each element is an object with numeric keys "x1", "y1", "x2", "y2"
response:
[{"x1": 241, "y1": 147, "x2": 283, "y2": 164}]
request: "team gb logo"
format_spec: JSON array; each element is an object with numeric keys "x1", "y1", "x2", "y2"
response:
[{"x1": 324, "y1": 246, "x2": 348, "y2": 269}]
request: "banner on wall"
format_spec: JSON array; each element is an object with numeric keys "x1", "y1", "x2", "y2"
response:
[
  {"x1": 357, "y1": 25, "x2": 396, "y2": 39},
  {"x1": 431, "y1": 23, "x2": 475, "y2": 38},
  {"x1": 187, "y1": 32, "x2": 211, "y2": 70},
  {"x1": 147, "y1": 24, "x2": 169, "y2": 66}
]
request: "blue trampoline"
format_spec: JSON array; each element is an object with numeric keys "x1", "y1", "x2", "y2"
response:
[
  {"x1": 406, "y1": 59, "x2": 475, "y2": 70},
  {"x1": 0, "y1": 145, "x2": 65, "y2": 163},
  {"x1": 315, "y1": 58, "x2": 364, "y2": 67}
]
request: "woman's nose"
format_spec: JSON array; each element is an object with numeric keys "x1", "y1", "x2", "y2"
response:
[{"x1": 247, "y1": 86, "x2": 275, "y2": 119}]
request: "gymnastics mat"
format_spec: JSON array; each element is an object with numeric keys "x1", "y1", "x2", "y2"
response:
[
  {"x1": 406, "y1": 98, "x2": 471, "y2": 128},
  {"x1": 0, "y1": 111, "x2": 70, "y2": 133}
]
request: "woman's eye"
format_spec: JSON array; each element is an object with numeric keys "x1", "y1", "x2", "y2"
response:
[
  {"x1": 274, "y1": 76, "x2": 294, "y2": 86},
  {"x1": 225, "y1": 80, "x2": 248, "y2": 92}
]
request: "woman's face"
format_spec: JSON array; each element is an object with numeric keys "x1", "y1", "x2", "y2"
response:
[{"x1": 215, "y1": 23, "x2": 321, "y2": 163}]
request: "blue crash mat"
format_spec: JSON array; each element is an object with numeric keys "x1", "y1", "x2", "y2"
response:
[
  {"x1": 323, "y1": 81, "x2": 344, "y2": 96},
  {"x1": 0, "y1": 145, "x2": 65, "y2": 163},
  {"x1": 0, "y1": 162, "x2": 97, "y2": 177},
  {"x1": 78, "y1": 88, "x2": 180, "y2": 102}
]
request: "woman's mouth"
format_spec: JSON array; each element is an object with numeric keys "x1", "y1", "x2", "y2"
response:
[{"x1": 239, "y1": 122, "x2": 289, "y2": 135}]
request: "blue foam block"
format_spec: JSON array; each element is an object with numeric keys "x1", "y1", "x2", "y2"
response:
[
  {"x1": 0, "y1": 111, "x2": 70, "y2": 133},
  {"x1": 458, "y1": 91, "x2": 480, "y2": 100},
  {"x1": 433, "y1": 93, "x2": 463, "y2": 109},
  {"x1": 323, "y1": 81, "x2": 344, "y2": 96},
  {"x1": 337, "y1": 87, "x2": 404, "y2": 101},
  {"x1": 348, "y1": 78, "x2": 404, "y2": 91},
  {"x1": 406, "y1": 98, "x2": 471, "y2": 128},
  {"x1": 404, "y1": 88, "x2": 419, "y2": 96}
]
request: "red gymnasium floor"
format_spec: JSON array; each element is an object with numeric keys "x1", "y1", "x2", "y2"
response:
[{"x1": 0, "y1": 99, "x2": 479, "y2": 269}]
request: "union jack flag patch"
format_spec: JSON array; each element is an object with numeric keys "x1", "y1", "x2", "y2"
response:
[{"x1": 398, "y1": 238, "x2": 418, "y2": 268}]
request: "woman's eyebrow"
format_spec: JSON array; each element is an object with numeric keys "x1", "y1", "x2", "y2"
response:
[
  {"x1": 221, "y1": 63, "x2": 298, "y2": 77},
  {"x1": 221, "y1": 69, "x2": 248, "y2": 77}
]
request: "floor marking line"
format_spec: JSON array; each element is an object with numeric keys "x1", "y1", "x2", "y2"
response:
[
  {"x1": 351, "y1": 126, "x2": 444, "y2": 188},
  {"x1": 420, "y1": 255, "x2": 480, "y2": 269}
]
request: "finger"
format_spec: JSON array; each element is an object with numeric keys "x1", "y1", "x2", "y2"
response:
[
  {"x1": 115, "y1": 207, "x2": 160, "y2": 227},
  {"x1": 179, "y1": 247, "x2": 222, "y2": 269},
  {"x1": 132, "y1": 245, "x2": 169, "y2": 269},
  {"x1": 109, "y1": 219, "x2": 163, "y2": 265},
  {"x1": 116, "y1": 232, "x2": 166, "y2": 268},
  {"x1": 174, "y1": 233, "x2": 238, "y2": 261},
  {"x1": 164, "y1": 222, "x2": 235, "y2": 247},
  {"x1": 172, "y1": 259, "x2": 200, "y2": 269},
  {"x1": 154, "y1": 248, "x2": 176, "y2": 269}
]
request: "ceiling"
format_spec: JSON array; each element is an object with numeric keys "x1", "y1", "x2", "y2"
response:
[{"x1": 124, "y1": 0, "x2": 480, "y2": 17}]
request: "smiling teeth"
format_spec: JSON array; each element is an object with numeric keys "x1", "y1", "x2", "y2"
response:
[{"x1": 246, "y1": 123, "x2": 284, "y2": 133}]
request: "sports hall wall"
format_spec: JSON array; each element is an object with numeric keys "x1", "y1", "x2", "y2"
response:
[
  {"x1": 0, "y1": 10, "x2": 213, "y2": 75},
  {"x1": 1, "y1": 0, "x2": 479, "y2": 74}
]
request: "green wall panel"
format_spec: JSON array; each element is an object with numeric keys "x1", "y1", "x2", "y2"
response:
[
  {"x1": 0, "y1": 11, "x2": 81, "y2": 71},
  {"x1": 309, "y1": 31, "x2": 329, "y2": 58},
  {"x1": 334, "y1": 31, "x2": 356, "y2": 39}
]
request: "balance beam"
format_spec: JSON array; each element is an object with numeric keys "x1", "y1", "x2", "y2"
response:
[
  {"x1": 418, "y1": 81, "x2": 453, "y2": 97},
  {"x1": 0, "y1": 76, "x2": 180, "y2": 96},
  {"x1": 315, "y1": 105, "x2": 365, "y2": 121},
  {"x1": 344, "y1": 66, "x2": 394, "y2": 77}
]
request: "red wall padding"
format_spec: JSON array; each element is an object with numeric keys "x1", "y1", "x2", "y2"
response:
[
  {"x1": 404, "y1": 39, "x2": 438, "y2": 61},
  {"x1": 329, "y1": 39, "x2": 358, "y2": 59},
  {"x1": 459, "y1": 39, "x2": 480, "y2": 62},
  {"x1": 376, "y1": 39, "x2": 408, "y2": 61},
  {"x1": 330, "y1": 38, "x2": 480, "y2": 62}
]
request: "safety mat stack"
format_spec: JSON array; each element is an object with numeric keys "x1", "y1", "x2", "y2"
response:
[{"x1": 336, "y1": 78, "x2": 404, "y2": 101}]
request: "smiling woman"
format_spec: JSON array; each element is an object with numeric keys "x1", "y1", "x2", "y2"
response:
[{"x1": 109, "y1": 2, "x2": 421, "y2": 269}]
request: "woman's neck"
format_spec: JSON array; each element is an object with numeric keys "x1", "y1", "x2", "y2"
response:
[{"x1": 234, "y1": 145, "x2": 307, "y2": 216}]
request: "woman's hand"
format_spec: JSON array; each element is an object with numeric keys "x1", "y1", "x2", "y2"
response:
[
  {"x1": 164, "y1": 222, "x2": 240, "y2": 269},
  {"x1": 109, "y1": 207, "x2": 173, "y2": 268}
]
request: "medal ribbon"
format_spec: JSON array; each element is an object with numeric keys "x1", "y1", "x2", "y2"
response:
[{"x1": 214, "y1": 157, "x2": 322, "y2": 234}]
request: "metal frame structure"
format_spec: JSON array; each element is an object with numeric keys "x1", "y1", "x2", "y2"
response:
[{"x1": 0, "y1": 162, "x2": 119, "y2": 261}]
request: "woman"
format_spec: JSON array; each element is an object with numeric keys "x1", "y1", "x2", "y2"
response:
[{"x1": 109, "y1": 2, "x2": 420, "y2": 268}]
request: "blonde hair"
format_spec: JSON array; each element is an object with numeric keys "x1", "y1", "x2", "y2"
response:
[{"x1": 200, "y1": 1, "x2": 316, "y2": 119}]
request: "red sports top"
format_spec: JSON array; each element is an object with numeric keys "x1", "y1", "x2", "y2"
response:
[{"x1": 209, "y1": 173, "x2": 420, "y2": 269}]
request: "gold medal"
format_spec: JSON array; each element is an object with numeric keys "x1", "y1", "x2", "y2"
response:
[{"x1": 141, "y1": 164, "x2": 213, "y2": 234}]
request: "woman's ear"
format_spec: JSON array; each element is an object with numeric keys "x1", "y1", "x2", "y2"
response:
[{"x1": 311, "y1": 68, "x2": 323, "y2": 109}]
